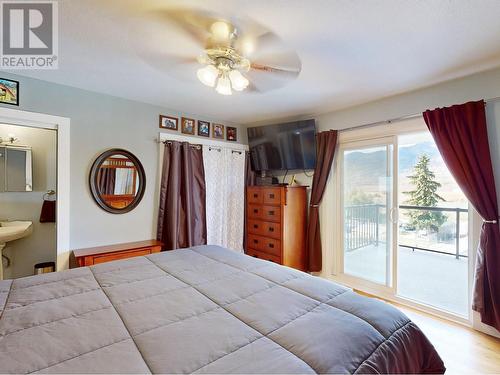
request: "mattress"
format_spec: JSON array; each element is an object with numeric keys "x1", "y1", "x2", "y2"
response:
[{"x1": 0, "y1": 245, "x2": 445, "y2": 374}]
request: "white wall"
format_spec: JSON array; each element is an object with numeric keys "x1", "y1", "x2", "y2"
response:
[
  {"x1": 0, "y1": 124, "x2": 57, "y2": 278},
  {"x1": 0, "y1": 72, "x2": 245, "y2": 253}
]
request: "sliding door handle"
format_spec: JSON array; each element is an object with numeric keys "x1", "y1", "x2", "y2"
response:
[{"x1": 389, "y1": 207, "x2": 399, "y2": 224}]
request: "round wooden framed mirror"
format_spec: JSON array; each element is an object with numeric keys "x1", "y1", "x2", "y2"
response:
[{"x1": 89, "y1": 149, "x2": 146, "y2": 214}]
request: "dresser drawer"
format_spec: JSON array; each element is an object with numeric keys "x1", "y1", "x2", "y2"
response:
[
  {"x1": 247, "y1": 189, "x2": 263, "y2": 204},
  {"x1": 247, "y1": 234, "x2": 281, "y2": 257},
  {"x1": 248, "y1": 219, "x2": 281, "y2": 240},
  {"x1": 248, "y1": 204, "x2": 263, "y2": 219},
  {"x1": 262, "y1": 188, "x2": 281, "y2": 205},
  {"x1": 246, "y1": 248, "x2": 281, "y2": 264},
  {"x1": 261, "y1": 205, "x2": 280, "y2": 222}
]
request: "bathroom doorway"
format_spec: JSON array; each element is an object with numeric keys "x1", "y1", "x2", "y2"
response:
[{"x1": 0, "y1": 124, "x2": 57, "y2": 279}]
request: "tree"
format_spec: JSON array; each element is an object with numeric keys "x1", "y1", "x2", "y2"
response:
[{"x1": 404, "y1": 154, "x2": 446, "y2": 232}]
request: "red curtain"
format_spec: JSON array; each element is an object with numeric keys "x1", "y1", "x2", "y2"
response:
[
  {"x1": 423, "y1": 100, "x2": 500, "y2": 331},
  {"x1": 306, "y1": 130, "x2": 338, "y2": 272}
]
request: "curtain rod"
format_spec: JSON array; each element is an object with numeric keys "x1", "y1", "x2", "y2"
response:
[
  {"x1": 340, "y1": 96, "x2": 500, "y2": 133},
  {"x1": 160, "y1": 140, "x2": 244, "y2": 154},
  {"x1": 208, "y1": 146, "x2": 243, "y2": 154},
  {"x1": 161, "y1": 140, "x2": 201, "y2": 150}
]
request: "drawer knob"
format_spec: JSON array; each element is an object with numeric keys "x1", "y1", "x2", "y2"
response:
[
  {"x1": 253, "y1": 209, "x2": 258, "y2": 213},
  {"x1": 253, "y1": 194, "x2": 258, "y2": 198},
  {"x1": 253, "y1": 239, "x2": 258, "y2": 244},
  {"x1": 269, "y1": 227, "x2": 274, "y2": 232},
  {"x1": 268, "y1": 211, "x2": 274, "y2": 215},
  {"x1": 253, "y1": 224, "x2": 258, "y2": 228},
  {"x1": 269, "y1": 194, "x2": 275, "y2": 198},
  {"x1": 269, "y1": 243, "x2": 274, "y2": 248}
]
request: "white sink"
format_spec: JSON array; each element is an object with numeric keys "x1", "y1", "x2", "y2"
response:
[
  {"x1": 0, "y1": 221, "x2": 33, "y2": 243},
  {"x1": 0, "y1": 220, "x2": 33, "y2": 279}
]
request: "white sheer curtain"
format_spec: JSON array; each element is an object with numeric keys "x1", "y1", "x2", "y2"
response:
[
  {"x1": 114, "y1": 168, "x2": 134, "y2": 195},
  {"x1": 203, "y1": 146, "x2": 245, "y2": 252},
  {"x1": 203, "y1": 147, "x2": 227, "y2": 246},
  {"x1": 224, "y1": 149, "x2": 245, "y2": 251}
]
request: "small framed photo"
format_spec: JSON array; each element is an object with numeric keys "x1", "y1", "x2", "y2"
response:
[
  {"x1": 0, "y1": 78, "x2": 19, "y2": 106},
  {"x1": 213, "y1": 123, "x2": 224, "y2": 139},
  {"x1": 181, "y1": 117, "x2": 195, "y2": 135},
  {"x1": 159, "y1": 115, "x2": 178, "y2": 130},
  {"x1": 227, "y1": 126, "x2": 237, "y2": 142},
  {"x1": 197, "y1": 120, "x2": 210, "y2": 137}
]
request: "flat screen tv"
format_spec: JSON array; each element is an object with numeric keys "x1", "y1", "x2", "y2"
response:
[{"x1": 247, "y1": 119, "x2": 317, "y2": 172}]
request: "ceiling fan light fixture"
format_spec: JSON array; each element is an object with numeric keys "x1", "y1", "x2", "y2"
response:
[
  {"x1": 215, "y1": 74, "x2": 232, "y2": 95},
  {"x1": 197, "y1": 65, "x2": 219, "y2": 87},
  {"x1": 210, "y1": 21, "x2": 231, "y2": 42},
  {"x1": 229, "y1": 69, "x2": 249, "y2": 91}
]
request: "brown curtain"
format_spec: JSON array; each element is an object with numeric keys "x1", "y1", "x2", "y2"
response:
[
  {"x1": 306, "y1": 130, "x2": 339, "y2": 272},
  {"x1": 157, "y1": 141, "x2": 207, "y2": 250},
  {"x1": 243, "y1": 151, "x2": 257, "y2": 250},
  {"x1": 97, "y1": 168, "x2": 115, "y2": 195},
  {"x1": 423, "y1": 100, "x2": 500, "y2": 331}
]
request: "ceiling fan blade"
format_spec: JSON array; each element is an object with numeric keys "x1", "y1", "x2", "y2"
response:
[
  {"x1": 245, "y1": 69, "x2": 297, "y2": 93},
  {"x1": 149, "y1": 9, "x2": 214, "y2": 49},
  {"x1": 253, "y1": 32, "x2": 287, "y2": 54},
  {"x1": 246, "y1": 81, "x2": 262, "y2": 93},
  {"x1": 251, "y1": 63, "x2": 301, "y2": 77},
  {"x1": 140, "y1": 51, "x2": 199, "y2": 79}
]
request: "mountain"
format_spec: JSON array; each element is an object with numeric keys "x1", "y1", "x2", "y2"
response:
[{"x1": 344, "y1": 142, "x2": 441, "y2": 189}]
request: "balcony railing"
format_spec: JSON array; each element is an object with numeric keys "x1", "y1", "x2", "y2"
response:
[
  {"x1": 344, "y1": 204, "x2": 380, "y2": 251},
  {"x1": 344, "y1": 204, "x2": 468, "y2": 259}
]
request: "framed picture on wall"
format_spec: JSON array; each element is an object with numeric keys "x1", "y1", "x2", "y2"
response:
[
  {"x1": 181, "y1": 117, "x2": 195, "y2": 135},
  {"x1": 197, "y1": 120, "x2": 210, "y2": 137},
  {"x1": 213, "y1": 123, "x2": 224, "y2": 139},
  {"x1": 159, "y1": 115, "x2": 178, "y2": 130},
  {"x1": 227, "y1": 127, "x2": 237, "y2": 141},
  {"x1": 0, "y1": 78, "x2": 19, "y2": 106}
]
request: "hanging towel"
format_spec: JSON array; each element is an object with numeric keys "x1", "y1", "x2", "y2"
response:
[{"x1": 40, "y1": 200, "x2": 56, "y2": 223}]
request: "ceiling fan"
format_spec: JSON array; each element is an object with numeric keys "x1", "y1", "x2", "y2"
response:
[{"x1": 137, "y1": 8, "x2": 302, "y2": 95}]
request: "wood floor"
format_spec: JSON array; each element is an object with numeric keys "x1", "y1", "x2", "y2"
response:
[
  {"x1": 354, "y1": 290, "x2": 500, "y2": 373},
  {"x1": 397, "y1": 305, "x2": 500, "y2": 374}
]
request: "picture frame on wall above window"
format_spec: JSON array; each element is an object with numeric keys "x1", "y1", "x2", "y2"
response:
[
  {"x1": 0, "y1": 78, "x2": 19, "y2": 106},
  {"x1": 181, "y1": 117, "x2": 195, "y2": 135},
  {"x1": 159, "y1": 115, "x2": 178, "y2": 130},
  {"x1": 227, "y1": 127, "x2": 237, "y2": 142},
  {"x1": 197, "y1": 120, "x2": 210, "y2": 137},
  {"x1": 213, "y1": 123, "x2": 224, "y2": 139}
]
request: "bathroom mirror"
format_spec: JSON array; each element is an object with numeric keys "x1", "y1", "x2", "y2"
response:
[
  {"x1": 0, "y1": 146, "x2": 33, "y2": 192},
  {"x1": 89, "y1": 149, "x2": 146, "y2": 214}
]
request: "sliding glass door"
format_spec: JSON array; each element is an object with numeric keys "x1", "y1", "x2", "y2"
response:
[
  {"x1": 337, "y1": 126, "x2": 470, "y2": 318},
  {"x1": 341, "y1": 137, "x2": 395, "y2": 288}
]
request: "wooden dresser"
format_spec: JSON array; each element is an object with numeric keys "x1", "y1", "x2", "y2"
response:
[
  {"x1": 246, "y1": 186, "x2": 307, "y2": 271},
  {"x1": 73, "y1": 240, "x2": 162, "y2": 267}
]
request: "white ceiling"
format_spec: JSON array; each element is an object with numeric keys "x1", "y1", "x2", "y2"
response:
[{"x1": 10, "y1": 0, "x2": 500, "y2": 124}]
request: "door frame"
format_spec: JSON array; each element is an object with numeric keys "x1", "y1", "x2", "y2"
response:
[
  {"x1": 0, "y1": 107, "x2": 70, "y2": 271},
  {"x1": 329, "y1": 117, "x2": 474, "y2": 326}
]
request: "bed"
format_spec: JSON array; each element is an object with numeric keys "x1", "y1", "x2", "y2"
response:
[{"x1": 0, "y1": 245, "x2": 445, "y2": 374}]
